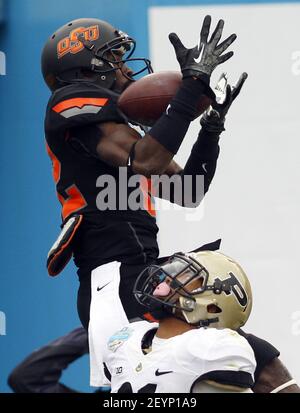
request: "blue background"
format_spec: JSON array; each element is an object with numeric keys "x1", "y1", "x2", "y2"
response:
[{"x1": 0, "y1": 0, "x2": 299, "y2": 393}]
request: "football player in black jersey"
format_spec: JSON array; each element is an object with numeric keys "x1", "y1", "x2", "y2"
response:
[
  {"x1": 41, "y1": 16, "x2": 292, "y2": 389},
  {"x1": 42, "y1": 16, "x2": 238, "y2": 331}
]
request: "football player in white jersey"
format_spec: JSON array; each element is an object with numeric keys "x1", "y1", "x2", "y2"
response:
[{"x1": 103, "y1": 250, "x2": 256, "y2": 393}]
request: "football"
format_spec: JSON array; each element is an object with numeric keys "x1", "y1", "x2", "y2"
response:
[{"x1": 118, "y1": 71, "x2": 213, "y2": 126}]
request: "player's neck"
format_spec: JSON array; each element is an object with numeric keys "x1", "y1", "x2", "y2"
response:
[{"x1": 155, "y1": 317, "x2": 196, "y2": 339}]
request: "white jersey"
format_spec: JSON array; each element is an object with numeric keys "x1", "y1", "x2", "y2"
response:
[{"x1": 103, "y1": 321, "x2": 256, "y2": 393}]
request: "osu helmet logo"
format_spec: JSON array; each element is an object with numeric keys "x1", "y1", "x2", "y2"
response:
[{"x1": 57, "y1": 25, "x2": 99, "y2": 59}]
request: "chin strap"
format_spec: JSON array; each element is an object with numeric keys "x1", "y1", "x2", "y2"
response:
[
  {"x1": 197, "y1": 317, "x2": 219, "y2": 328},
  {"x1": 270, "y1": 379, "x2": 297, "y2": 393}
]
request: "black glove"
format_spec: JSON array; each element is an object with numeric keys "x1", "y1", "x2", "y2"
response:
[
  {"x1": 212, "y1": 72, "x2": 248, "y2": 119},
  {"x1": 169, "y1": 15, "x2": 237, "y2": 84},
  {"x1": 200, "y1": 72, "x2": 248, "y2": 132}
]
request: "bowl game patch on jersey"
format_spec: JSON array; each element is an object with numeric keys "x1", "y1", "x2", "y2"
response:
[{"x1": 108, "y1": 326, "x2": 134, "y2": 352}]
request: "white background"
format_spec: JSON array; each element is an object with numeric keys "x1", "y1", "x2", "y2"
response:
[{"x1": 149, "y1": 3, "x2": 300, "y2": 382}]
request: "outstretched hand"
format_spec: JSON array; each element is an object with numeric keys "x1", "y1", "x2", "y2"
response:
[
  {"x1": 200, "y1": 72, "x2": 248, "y2": 132},
  {"x1": 211, "y1": 72, "x2": 248, "y2": 120},
  {"x1": 169, "y1": 15, "x2": 237, "y2": 82}
]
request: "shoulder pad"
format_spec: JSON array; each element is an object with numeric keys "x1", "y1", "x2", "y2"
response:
[
  {"x1": 177, "y1": 328, "x2": 256, "y2": 387},
  {"x1": 45, "y1": 82, "x2": 127, "y2": 133}
]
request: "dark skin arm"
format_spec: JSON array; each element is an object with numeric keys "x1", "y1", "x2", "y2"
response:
[
  {"x1": 253, "y1": 358, "x2": 300, "y2": 393},
  {"x1": 96, "y1": 122, "x2": 181, "y2": 176},
  {"x1": 95, "y1": 121, "x2": 218, "y2": 207}
]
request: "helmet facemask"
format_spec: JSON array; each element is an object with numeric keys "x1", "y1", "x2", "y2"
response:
[
  {"x1": 91, "y1": 32, "x2": 153, "y2": 79},
  {"x1": 134, "y1": 254, "x2": 217, "y2": 326}
]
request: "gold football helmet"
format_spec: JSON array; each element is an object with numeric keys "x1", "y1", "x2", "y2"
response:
[{"x1": 134, "y1": 250, "x2": 252, "y2": 330}]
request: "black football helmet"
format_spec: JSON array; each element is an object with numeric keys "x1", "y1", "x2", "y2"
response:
[{"x1": 41, "y1": 18, "x2": 153, "y2": 91}]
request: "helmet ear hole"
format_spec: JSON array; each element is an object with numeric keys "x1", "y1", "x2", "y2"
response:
[{"x1": 207, "y1": 304, "x2": 222, "y2": 314}]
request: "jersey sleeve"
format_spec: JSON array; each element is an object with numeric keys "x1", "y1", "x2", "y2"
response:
[
  {"x1": 179, "y1": 328, "x2": 256, "y2": 389},
  {"x1": 45, "y1": 82, "x2": 127, "y2": 134}
]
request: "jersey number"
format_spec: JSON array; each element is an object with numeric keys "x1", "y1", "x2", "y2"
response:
[
  {"x1": 46, "y1": 143, "x2": 87, "y2": 220},
  {"x1": 117, "y1": 382, "x2": 157, "y2": 393}
]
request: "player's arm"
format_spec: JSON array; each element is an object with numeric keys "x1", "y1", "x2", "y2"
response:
[
  {"x1": 238, "y1": 329, "x2": 299, "y2": 392},
  {"x1": 121, "y1": 16, "x2": 236, "y2": 177},
  {"x1": 159, "y1": 119, "x2": 222, "y2": 207},
  {"x1": 73, "y1": 16, "x2": 236, "y2": 176},
  {"x1": 7, "y1": 328, "x2": 88, "y2": 393},
  {"x1": 95, "y1": 87, "x2": 217, "y2": 177},
  {"x1": 70, "y1": 81, "x2": 209, "y2": 177},
  {"x1": 90, "y1": 117, "x2": 220, "y2": 208},
  {"x1": 253, "y1": 358, "x2": 300, "y2": 393},
  {"x1": 158, "y1": 73, "x2": 248, "y2": 206}
]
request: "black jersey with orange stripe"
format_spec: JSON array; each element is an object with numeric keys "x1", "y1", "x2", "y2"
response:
[{"x1": 45, "y1": 82, "x2": 159, "y2": 273}]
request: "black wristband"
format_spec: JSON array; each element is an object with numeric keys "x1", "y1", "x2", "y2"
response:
[{"x1": 149, "y1": 78, "x2": 208, "y2": 154}]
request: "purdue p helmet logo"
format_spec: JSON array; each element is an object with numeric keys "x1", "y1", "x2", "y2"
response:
[{"x1": 214, "y1": 272, "x2": 248, "y2": 308}]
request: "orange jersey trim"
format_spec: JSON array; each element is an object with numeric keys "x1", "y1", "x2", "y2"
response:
[
  {"x1": 46, "y1": 142, "x2": 61, "y2": 183},
  {"x1": 46, "y1": 142, "x2": 87, "y2": 220},
  {"x1": 140, "y1": 178, "x2": 156, "y2": 217},
  {"x1": 53, "y1": 97, "x2": 108, "y2": 114},
  {"x1": 61, "y1": 185, "x2": 87, "y2": 221}
]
